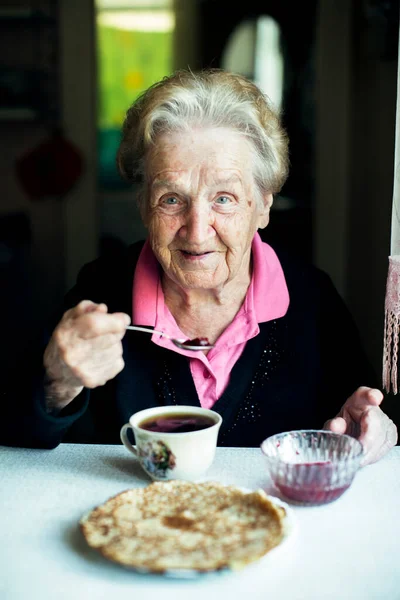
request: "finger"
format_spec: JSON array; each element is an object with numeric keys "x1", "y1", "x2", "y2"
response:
[
  {"x1": 358, "y1": 408, "x2": 396, "y2": 465},
  {"x1": 61, "y1": 301, "x2": 108, "y2": 325},
  {"x1": 359, "y1": 408, "x2": 389, "y2": 465},
  {"x1": 75, "y1": 300, "x2": 108, "y2": 315},
  {"x1": 358, "y1": 408, "x2": 380, "y2": 450},
  {"x1": 91, "y1": 355, "x2": 125, "y2": 385},
  {"x1": 67, "y1": 341, "x2": 122, "y2": 378},
  {"x1": 365, "y1": 388, "x2": 384, "y2": 407},
  {"x1": 121, "y1": 312, "x2": 131, "y2": 326},
  {"x1": 365, "y1": 420, "x2": 398, "y2": 465},
  {"x1": 324, "y1": 417, "x2": 347, "y2": 434},
  {"x1": 72, "y1": 347, "x2": 125, "y2": 388},
  {"x1": 88, "y1": 332, "x2": 126, "y2": 350},
  {"x1": 340, "y1": 388, "x2": 384, "y2": 426},
  {"x1": 78, "y1": 312, "x2": 131, "y2": 339},
  {"x1": 347, "y1": 387, "x2": 383, "y2": 411}
]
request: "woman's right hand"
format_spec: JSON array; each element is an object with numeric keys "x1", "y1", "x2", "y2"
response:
[{"x1": 43, "y1": 300, "x2": 131, "y2": 411}]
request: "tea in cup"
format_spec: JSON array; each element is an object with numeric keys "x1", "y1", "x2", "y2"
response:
[{"x1": 120, "y1": 405, "x2": 222, "y2": 481}]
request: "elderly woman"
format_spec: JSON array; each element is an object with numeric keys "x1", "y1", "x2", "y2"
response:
[{"x1": 5, "y1": 69, "x2": 396, "y2": 462}]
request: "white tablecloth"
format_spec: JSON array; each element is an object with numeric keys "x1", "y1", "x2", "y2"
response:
[{"x1": 1, "y1": 444, "x2": 400, "y2": 600}]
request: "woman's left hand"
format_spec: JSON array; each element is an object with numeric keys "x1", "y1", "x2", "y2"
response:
[{"x1": 324, "y1": 387, "x2": 398, "y2": 465}]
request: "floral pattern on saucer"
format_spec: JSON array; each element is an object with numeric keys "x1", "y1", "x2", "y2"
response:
[{"x1": 139, "y1": 440, "x2": 176, "y2": 479}]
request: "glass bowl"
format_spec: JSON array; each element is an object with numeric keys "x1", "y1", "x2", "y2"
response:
[{"x1": 260, "y1": 430, "x2": 364, "y2": 506}]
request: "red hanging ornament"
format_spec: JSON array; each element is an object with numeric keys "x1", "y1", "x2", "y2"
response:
[{"x1": 15, "y1": 129, "x2": 84, "y2": 200}]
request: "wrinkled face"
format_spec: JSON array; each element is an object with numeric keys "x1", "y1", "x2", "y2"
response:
[{"x1": 144, "y1": 127, "x2": 272, "y2": 291}]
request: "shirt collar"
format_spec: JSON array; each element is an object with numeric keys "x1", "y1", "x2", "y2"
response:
[{"x1": 132, "y1": 232, "x2": 289, "y2": 327}]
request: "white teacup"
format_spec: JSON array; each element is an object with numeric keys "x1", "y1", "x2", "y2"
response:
[{"x1": 120, "y1": 405, "x2": 222, "y2": 481}]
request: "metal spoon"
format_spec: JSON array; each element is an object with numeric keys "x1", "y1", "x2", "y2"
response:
[{"x1": 125, "y1": 325, "x2": 214, "y2": 351}]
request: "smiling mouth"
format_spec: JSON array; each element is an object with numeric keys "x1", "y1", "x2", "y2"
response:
[{"x1": 181, "y1": 250, "x2": 212, "y2": 256}]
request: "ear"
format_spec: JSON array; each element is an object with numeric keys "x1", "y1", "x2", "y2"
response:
[{"x1": 257, "y1": 193, "x2": 273, "y2": 230}]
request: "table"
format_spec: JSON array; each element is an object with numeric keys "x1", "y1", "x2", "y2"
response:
[{"x1": 1, "y1": 445, "x2": 400, "y2": 600}]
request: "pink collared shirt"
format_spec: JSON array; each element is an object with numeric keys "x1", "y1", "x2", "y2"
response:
[{"x1": 132, "y1": 233, "x2": 290, "y2": 409}]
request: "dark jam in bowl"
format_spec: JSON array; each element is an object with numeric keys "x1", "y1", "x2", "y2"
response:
[
  {"x1": 277, "y1": 482, "x2": 351, "y2": 505},
  {"x1": 138, "y1": 413, "x2": 216, "y2": 433},
  {"x1": 275, "y1": 461, "x2": 351, "y2": 505}
]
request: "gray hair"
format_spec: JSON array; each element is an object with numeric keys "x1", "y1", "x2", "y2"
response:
[{"x1": 117, "y1": 69, "x2": 289, "y2": 208}]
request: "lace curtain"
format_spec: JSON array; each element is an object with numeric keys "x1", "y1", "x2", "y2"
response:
[{"x1": 383, "y1": 34, "x2": 400, "y2": 393}]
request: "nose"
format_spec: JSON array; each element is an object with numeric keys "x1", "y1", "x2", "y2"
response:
[{"x1": 179, "y1": 203, "x2": 214, "y2": 245}]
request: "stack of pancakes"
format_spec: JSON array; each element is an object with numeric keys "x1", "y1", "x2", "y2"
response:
[{"x1": 80, "y1": 480, "x2": 289, "y2": 573}]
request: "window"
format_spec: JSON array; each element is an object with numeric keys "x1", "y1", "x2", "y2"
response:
[
  {"x1": 96, "y1": 0, "x2": 175, "y2": 188},
  {"x1": 221, "y1": 15, "x2": 284, "y2": 110}
]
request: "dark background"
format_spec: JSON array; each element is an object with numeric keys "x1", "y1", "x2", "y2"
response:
[{"x1": 1, "y1": 0, "x2": 399, "y2": 429}]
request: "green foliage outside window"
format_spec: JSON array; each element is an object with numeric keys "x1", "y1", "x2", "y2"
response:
[{"x1": 97, "y1": 23, "x2": 173, "y2": 188}]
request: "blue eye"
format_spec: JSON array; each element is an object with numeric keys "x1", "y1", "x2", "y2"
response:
[
  {"x1": 163, "y1": 197, "x2": 178, "y2": 205},
  {"x1": 215, "y1": 196, "x2": 230, "y2": 204}
]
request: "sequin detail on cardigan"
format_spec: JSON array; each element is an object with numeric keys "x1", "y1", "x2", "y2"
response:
[
  {"x1": 219, "y1": 320, "x2": 282, "y2": 446},
  {"x1": 156, "y1": 361, "x2": 177, "y2": 405},
  {"x1": 154, "y1": 320, "x2": 284, "y2": 442}
]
